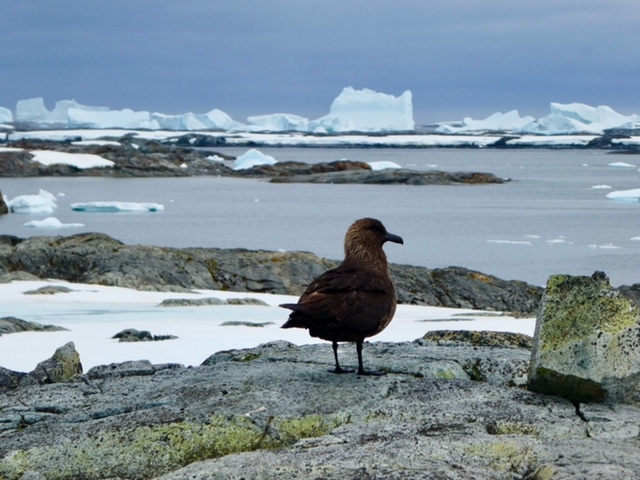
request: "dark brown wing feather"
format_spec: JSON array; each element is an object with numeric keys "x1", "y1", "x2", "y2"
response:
[{"x1": 281, "y1": 266, "x2": 396, "y2": 342}]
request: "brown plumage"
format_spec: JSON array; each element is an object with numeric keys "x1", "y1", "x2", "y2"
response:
[{"x1": 280, "y1": 218, "x2": 403, "y2": 375}]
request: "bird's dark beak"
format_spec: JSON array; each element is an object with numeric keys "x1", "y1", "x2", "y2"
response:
[{"x1": 385, "y1": 232, "x2": 404, "y2": 245}]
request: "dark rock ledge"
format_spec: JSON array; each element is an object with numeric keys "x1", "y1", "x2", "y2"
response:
[{"x1": 0, "y1": 232, "x2": 543, "y2": 315}]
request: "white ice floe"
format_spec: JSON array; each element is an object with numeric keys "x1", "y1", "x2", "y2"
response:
[
  {"x1": 205, "y1": 154, "x2": 226, "y2": 163},
  {"x1": 588, "y1": 244, "x2": 621, "y2": 249},
  {"x1": 30, "y1": 150, "x2": 114, "y2": 169},
  {"x1": 5, "y1": 189, "x2": 57, "y2": 214},
  {"x1": 487, "y1": 240, "x2": 533, "y2": 246},
  {"x1": 591, "y1": 185, "x2": 612, "y2": 189},
  {"x1": 608, "y1": 161, "x2": 637, "y2": 169},
  {"x1": 70, "y1": 202, "x2": 164, "y2": 212},
  {"x1": 234, "y1": 148, "x2": 277, "y2": 170},
  {"x1": 0, "y1": 279, "x2": 536, "y2": 372},
  {"x1": 367, "y1": 161, "x2": 402, "y2": 170},
  {"x1": 24, "y1": 217, "x2": 85, "y2": 228},
  {"x1": 606, "y1": 188, "x2": 640, "y2": 202},
  {"x1": 0, "y1": 147, "x2": 23, "y2": 152},
  {"x1": 545, "y1": 237, "x2": 573, "y2": 245}
]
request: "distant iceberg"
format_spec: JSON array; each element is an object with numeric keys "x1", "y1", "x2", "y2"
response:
[
  {"x1": 606, "y1": 189, "x2": 640, "y2": 203},
  {"x1": 234, "y1": 149, "x2": 277, "y2": 170},
  {"x1": 516, "y1": 103, "x2": 640, "y2": 135},
  {"x1": 309, "y1": 87, "x2": 414, "y2": 133},
  {"x1": 436, "y1": 110, "x2": 535, "y2": 134},
  {"x1": 6, "y1": 189, "x2": 58, "y2": 214},
  {"x1": 8, "y1": 87, "x2": 415, "y2": 134},
  {"x1": 70, "y1": 202, "x2": 164, "y2": 212},
  {"x1": 24, "y1": 217, "x2": 85, "y2": 228},
  {"x1": 0, "y1": 106, "x2": 12, "y2": 123},
  {"x1": 16, "y1": 98, "x2": 109, "y2": 125}
]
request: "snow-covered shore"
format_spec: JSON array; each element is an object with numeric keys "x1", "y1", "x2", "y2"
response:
[{"x1": 0, "y1": 279, "x2": 535, "y2": 372}]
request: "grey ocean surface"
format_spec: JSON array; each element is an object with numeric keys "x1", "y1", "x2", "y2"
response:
[{"x1": 1, "y1": 147, "x2": 639, "y2": 287}]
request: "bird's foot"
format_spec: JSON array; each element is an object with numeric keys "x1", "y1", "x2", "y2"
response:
[
  {"x1": 330, "y1": 367, "x2": 355, "y2": 374},
  {"x1": 357, "y1": 369, "x2": 386, "y2": 376}
]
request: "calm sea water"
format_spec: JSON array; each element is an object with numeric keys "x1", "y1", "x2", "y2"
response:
[{"x1": 1, "y1": 148, "x2": 640, "y2": 287}]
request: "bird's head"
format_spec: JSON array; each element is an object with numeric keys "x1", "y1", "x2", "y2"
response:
[{"x1": 344, "y1": 218, "x2": 403, "y2": 263}]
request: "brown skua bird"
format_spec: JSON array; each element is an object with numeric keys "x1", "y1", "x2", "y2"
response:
[{"x1": 281, "y1": 217, "x2": 403, "y2": 375}]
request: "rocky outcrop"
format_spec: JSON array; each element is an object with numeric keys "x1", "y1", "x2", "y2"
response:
[
  {"x1": 0, "y1": 342, "x2": 83, "y2": 389},
  {"x1": 1, "y1": 335, "x2": 639, "y2": 480},
  {"x1": 112, "y1": 328, "x2": 178, "y2": 342},
  {"x1": 0, "y1": 233, "x2": 543, "y2": 314},
  {"x1": 270, "y1": 168, "x2": 507, "y2": 185},
  {"x1": 0, "y1": 191, "x2": 8, "y2": 214},
  {"x1": 0, "y1": 317, "x2": 67, "y2": 336},
  {"x1": 529, "y1": 271, "x2": 640, "y2": 405},
  {"x1": 0, "y1": 138, "x2": 509, "y2": 184}
]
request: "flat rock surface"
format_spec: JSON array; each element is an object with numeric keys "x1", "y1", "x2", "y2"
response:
[{"x1": 1, "y1": 338, "x2": 639, "y2": 479}]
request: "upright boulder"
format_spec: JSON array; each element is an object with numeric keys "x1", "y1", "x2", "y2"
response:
[
  {"x1": 21, "y1": 342, "x2": 83, "y2": 386},
  {"x1": 529, "y1": 271, "x2": 640, "y2": 404}
]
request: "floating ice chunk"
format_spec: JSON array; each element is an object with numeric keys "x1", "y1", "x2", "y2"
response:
[
  {"x1": 234, "y1": 149, "x2": 277, "y2": 170},
  {"x1": 588, "y1": 243, "x2": 621, "y2": 249},
  {"x1": 70, "y1": 202, "x2": 164, "y2": 212},
  {"x1": 606, "y1": 188, "x2": 640, "y2": 202},
  {"x1": 6, "y1": 189, "x2": 57, "y2": 214},
  {"x1": 546, "y1": 237, "x2": 573, "y2": 245},
  {"x1": 631, "y1": 237, "x2": 640, "y2": 241},
  {"x1": 368, "y1": 161, "x2": 402, "y2": 170},
  {"x1": 24, "y1": 217, "x2": 85, "y2": 228},
  {"x1": 487, "y1": 239, "x2": 533, "y2": 246},
  {"x1": 608, "y1": 162, "x2": 636, "y2": 169},
  {"x1": 0, "y1": 147, "x2": 23, "y2": 153},
  {"x1": 206, "y1": 155, "x2": 225, "y2": 163},
  {"x1": 30, "y1": 150, "x2": 114, "y2": 169},
  {"x1": 591, "y1": 185, "x2": 612, "y2": 189}
]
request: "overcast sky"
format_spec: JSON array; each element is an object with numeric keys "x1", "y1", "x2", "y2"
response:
[{"x1": 2, "y1": 1, "x2": 639, "y2": 124}]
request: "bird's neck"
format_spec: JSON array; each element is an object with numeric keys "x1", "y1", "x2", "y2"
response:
[{"x1": 343, "y1": 246, "x2": 388, "y2": 273}]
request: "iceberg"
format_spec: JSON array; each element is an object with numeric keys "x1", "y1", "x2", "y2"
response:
[
  {"x1": 67, "y1": 108, "x2": 158, "y2": 129},
  {"x1": 0, "y1": 106, "x2": 12, "y2": 123},
  {"x1": 233, "y1": 149, "x2": 277, "y2": 170},
  {"x1": 16, "y1": 97, "x2": 109, "y2": 125},
  {"x1": 245, "y1": 113, "x2": 309, "y2": 132},
  {"x1": 517, "y1": 103, "x2": 640, "y2": 135},
  {"x1": 70, "y1": 202, "x2": 164, "y2": 212},
  {"x1": 436, "y1": 110, "x2": 535, "y2": 134},
  {"x1": 606, "y1": 188, "x2": 640, "y2": 203},
  {"x1": 309, "y1": 87, "x2": 414, "y2": 133},
  {"x1": 24, "y1": 217, "x2": 85, "y2": 228},
  {"x1": 6, "y1": 189, "x2": 58, "y2": 214}
]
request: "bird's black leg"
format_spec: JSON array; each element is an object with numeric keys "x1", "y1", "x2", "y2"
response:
[
  {"x1": 330, "y1": 341, "x2": 354, "y2": 374},
  {"x1": 356, "y1": 340, "x2": 385, "y2": 376}
]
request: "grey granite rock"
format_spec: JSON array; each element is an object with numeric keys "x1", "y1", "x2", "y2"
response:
[
  {"x1": 529, "y1": 271, "x2": 640, "y2": 405},
  {"x1": 1, "y1": 335, "x2": 639, "y2": 480}
]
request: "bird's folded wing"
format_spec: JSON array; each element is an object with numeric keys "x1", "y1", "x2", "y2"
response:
[{"x1": 300, "y1": 269, "x2": 394, "y2": 334}]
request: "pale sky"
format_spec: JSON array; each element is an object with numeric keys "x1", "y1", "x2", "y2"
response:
[{"x1": 2, "y1": 1, "x2": 639, "y2": 125}]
